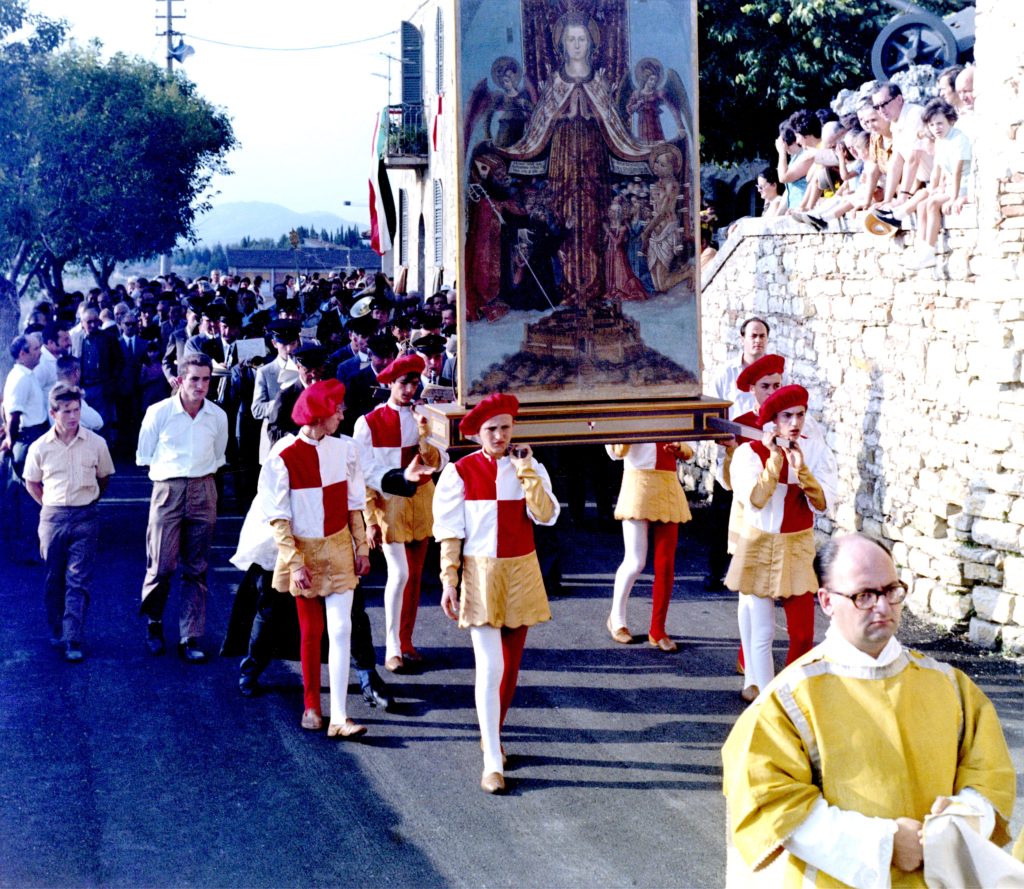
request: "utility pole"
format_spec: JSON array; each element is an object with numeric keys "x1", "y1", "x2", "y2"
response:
[{"x1": 155, "y1": 0, "x2": 189, "y2": 275}]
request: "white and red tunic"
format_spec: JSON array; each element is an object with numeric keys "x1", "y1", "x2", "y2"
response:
[
  {"x1": 260, "y1": 432, "x2": 367, "y2": 597},
  {"x1": 433, "y1": 450, "x2": 558, "y2": 629},
  {"x1": 725, "y1": 435, "x2": 837, "y2": 599},
  {"x1": 352, "y1": 402, "x2": 447, "y2": 543},
  {"x1": 606, "y1": 442, "x2": 693, "y2": 524}
]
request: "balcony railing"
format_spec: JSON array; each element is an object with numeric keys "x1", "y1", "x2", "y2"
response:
[{"x1": 384, "y1": 103, "x2": 429, "y2": 167}]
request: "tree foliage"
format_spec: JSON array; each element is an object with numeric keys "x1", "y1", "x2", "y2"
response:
[
  {"x1": 0, "y1": 2, "x2": 236, "y2": 317},
  {"x1": 697, "y1": 0, "x2": 960, "y2": 164}
]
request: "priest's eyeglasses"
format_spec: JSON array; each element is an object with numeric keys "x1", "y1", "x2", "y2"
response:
[{"x1": 827, "y1": 580, "x2": 908, "y2": 610}]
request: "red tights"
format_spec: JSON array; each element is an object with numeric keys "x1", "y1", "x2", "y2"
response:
[
  {"x1": 295, "y1": 596, "x2": 324, "y2": 712},
  {"x1": 499, "y1": 625, "x2": 529, "y2": 728},
  {"x1": 650, "y1": 522, "x2": 679, "y2": 641},
  {"x1": 400, "y1": 538, "x2": 429, "y2": 654}
]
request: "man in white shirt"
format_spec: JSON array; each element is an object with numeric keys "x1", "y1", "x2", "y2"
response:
[
  {"x1": 136, "y1": 352, "x2": 228, "y2": 662},
  {"x1": 723, "y1": 533, "x2": 1016, "y2": 887},
  {"x1": 703, "y1": 317, "x2": 767, "y2": 589},
  {"x1": 2, "y1": 333, "x2": 48, "y2": 481},
  {"x1": 872, "y1": 82, "x2": 928, "y2": 207},
  {"x1": 35, "y1": 324, "x2": 71, "y2": 401}
]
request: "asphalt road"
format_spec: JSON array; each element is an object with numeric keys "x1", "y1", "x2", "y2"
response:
[{"x1": 1, "y1": 463, "x2": 1021, "y2": 888}]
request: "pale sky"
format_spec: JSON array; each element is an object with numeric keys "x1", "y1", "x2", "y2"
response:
[{"x1": 26, "y1": 0, "x2": 433, "y2": 221}]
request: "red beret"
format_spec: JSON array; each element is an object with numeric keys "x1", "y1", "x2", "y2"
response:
[
  {"x1": 377, "y1": 353, "x2": 425, "y2": 385},
  {"x1": 460, "y1": 392, "x2": 520, "y2": 436},
  {"x1": 292, "y1": 379, "x2": 346, "y2": 426},
  {"x1": 736, "y1": 354, "x2": 785, "y2": 392},
  {"x1": 758, "y1": 384, "x2": 808, "y2": 425}
]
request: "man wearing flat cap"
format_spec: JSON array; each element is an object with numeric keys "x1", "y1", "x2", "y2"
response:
[
  {"x1": 252, "y1": 320, "x2": 301, "y2": 465},
  {"x1": 353, "y1": 353, "x2": 447, "y2": 673},
  {"x1": 725, "y1": 384, "x2": 838, "y2": 701}
]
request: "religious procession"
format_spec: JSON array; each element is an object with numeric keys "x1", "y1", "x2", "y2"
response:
[{"x1": 3, "y1": 0, "x2": 1024, "y2": 885}]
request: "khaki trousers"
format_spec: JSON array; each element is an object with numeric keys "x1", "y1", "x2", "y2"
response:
[{"x1": 139, "y1": 475, "x2": 217, "y2": 640}]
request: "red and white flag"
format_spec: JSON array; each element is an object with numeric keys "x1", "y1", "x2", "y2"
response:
[{"x1": 368, "y1": 107, "x2": 395, "y2": 256}]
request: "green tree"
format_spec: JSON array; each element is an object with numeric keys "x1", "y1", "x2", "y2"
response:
[
  {"x1": 27, "y1": 47, "x2": 236, "y2": 291},
  {"x1": 0, "y1": 0, "x2": 65, "y2": 371},
  {"x1": 697, "y1": 0, "x2": 957, "y2": 164}
]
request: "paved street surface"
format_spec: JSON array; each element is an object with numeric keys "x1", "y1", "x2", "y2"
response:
[{"x1": 1, "y1": 464, "x2": 1022, "y2": 888}]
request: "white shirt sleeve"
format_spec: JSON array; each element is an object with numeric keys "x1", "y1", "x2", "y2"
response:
[
  {"x1": 78, "y1": 397, "x2": 104, "y2": 431},
  {"x1": 346, "y1": 439, "x2": 367, "y2": 511},
  {"x1": 135, "y1": 402, "x2": 160, "y2": 467},
  {"x1": 783, "y1": 797, "x2": 898, "y2": 889},
  {"x1": 805, "y1": 438, "x2": 838, "y2": 514},
  {"x1": 259, "y1": 452, "x2": 293, "y2": 523},
  {"x1": 213, "y1": 406, "x2": 228, "y2": 468},
  {"x1": 352, "y1": 414, "x2": 386, "y2": 493},
  {"x1": 431, "y1": 463, "x2": 466, "y2": 541}
]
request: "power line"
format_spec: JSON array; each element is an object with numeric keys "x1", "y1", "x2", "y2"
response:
[{"x1": 185, "y1": 29, "x2": 397, "y2": 52}]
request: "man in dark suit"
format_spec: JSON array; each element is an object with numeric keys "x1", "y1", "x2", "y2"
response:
[
  {"x1": 75, "y1": 307, "x2": 123, "y2": 440},
  {"x1": 116, "y1": 311, "x2": 150, "y2": 455},
  {"x1": 163, "y1": 296, "x2": 204, "y2": 387},
  {"x1": 331, "y1": 314, "x2": 377, "y2": 377},
  {"x1": 340, "y1": 332, "x2": 397, "y2": 437}
]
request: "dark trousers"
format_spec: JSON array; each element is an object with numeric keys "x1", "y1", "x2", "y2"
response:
[
  {"x1": 706, "y1": 480, "x2": 733, "y2": 582},
  {"x1": 39, "y1": 504, "x2": 98, "y2": 643},
  {"x1": 240, "y1": 571, "x2": 378, "y2": 682}
]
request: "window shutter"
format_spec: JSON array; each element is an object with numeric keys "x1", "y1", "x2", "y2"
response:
[
  {"x1": 400, "y1": 21, "x2": 422, "y2": 105},
  {"x1": 399, "y1": 189, "x2": 409, "y2": 265},
  {"x1": 435, "y1": 8, "x2": 444, "y2": 94},
  {"x1": 433, "y1": 180, "x2": 443, "y2": 264}
]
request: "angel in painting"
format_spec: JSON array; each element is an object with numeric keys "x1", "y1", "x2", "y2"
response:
[
  {"x1": 464, "y1": 57, "x2": 538, "y2": 154},
  {"x1": 620, "y1": 58, "x2": 687, "y2": 143}
]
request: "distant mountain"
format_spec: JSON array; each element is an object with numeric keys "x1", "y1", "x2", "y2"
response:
[{"x1": 191, "y1": 201, "x2": 364, "y2": 246}]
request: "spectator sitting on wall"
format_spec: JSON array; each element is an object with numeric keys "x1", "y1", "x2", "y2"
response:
[
  {"x1": 908, "y1": 100, "x2": 973, "y2": 271},
  {"x1": 795, "y1": 119, "x2": 848, "y2": 213},
  {"x1": 775, "y1": 115, "x2": 815, "y2": 211},
  {"x1": 791, "y1": 128, "x2": 873, "y2": 229},
  {"x1": 726, "y1": 167, "x2": 787, "y2": 239}
]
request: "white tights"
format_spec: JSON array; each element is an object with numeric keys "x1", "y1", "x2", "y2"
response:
[
  {"x1": 737, "y1": 593, "x2": 775, "y2": 692},
  {"x1": 325, "y1": 591, "x2": 354, "y2": 725},
  {"x1": 470, "y1": 625, "x2": 504, "y2": 776},
  {"x1": 610, "y1": 519, "x2": 648, "y2": 628},
  {"x1": 381, "y1": 542, "x2": 409, "y2": 661}
]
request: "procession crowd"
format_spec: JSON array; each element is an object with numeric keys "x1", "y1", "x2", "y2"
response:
[{"x1": 5, "y1": 142, "x2": 1024, "y2": 876}]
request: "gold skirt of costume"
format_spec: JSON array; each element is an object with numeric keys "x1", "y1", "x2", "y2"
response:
[
  {"x1": 366, "y1": 481, "x2": 435, "y2": 544},
  {"x1": 725, "y1": 526, "x2": 817, "y2": 599},
  {"x1": 614, "y1": 468, "x2": 692, "y2": 524},
  {"x1": 458, "y1": 552, "x2": 552, "y2": 629},
  {"x1": 273, "y1": 528, "x2": 357, "y2": 598}
]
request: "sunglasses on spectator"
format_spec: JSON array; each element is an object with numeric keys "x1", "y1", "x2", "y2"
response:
[{"x1": 873, "y1": 95, "x2": 898, "y2": 111}]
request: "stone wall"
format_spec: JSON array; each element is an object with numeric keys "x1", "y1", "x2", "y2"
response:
[{"x1": 693, "y1": 0, "x2": 1024, "y2": 655}]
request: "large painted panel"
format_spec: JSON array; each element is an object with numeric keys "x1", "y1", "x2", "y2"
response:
[{"x1": 456, "y1": 0, "x2": 699, "y2": 404}]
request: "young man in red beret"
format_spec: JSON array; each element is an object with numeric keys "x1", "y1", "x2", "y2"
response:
[
  {"x1": 353, "y1": 353, "x2": 447, "y2": 673},
  {"x1": 433, "y1": 392, "x2": 559, "y2": 793},
  {"x1": 725, "y1": 385, "x2": 837, "y2": 702},
  {"x1": 259, "y1": 379, "x2": 371, "y2": 736}
]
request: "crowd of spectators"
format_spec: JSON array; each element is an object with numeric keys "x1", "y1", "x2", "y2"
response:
[
  {"x1": 3, "y1": 267, "x2": 459, "y2": 507},
  {"x1": 723, "y1": 61, "x2": 978, "y2": 271}
]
